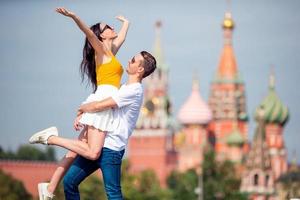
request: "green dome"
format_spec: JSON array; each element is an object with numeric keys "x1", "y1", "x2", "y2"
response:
[
  {"x1": 254, "y1": 73, "x2": 289, "y2": 126},
  {"x1": 226, "y1": 129, "x2": 244, "y2": 146}
]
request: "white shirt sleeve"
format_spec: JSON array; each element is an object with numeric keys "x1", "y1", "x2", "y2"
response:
[{"x1": 112, "y1": 85, "x2": 140, "y2": 108}]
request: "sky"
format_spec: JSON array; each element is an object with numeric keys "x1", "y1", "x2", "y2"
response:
[{"x1": 0, "y1": 0, "x2": 299, "y2": 161}]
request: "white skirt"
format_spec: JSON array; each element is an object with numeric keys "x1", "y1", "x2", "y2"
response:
[{"x1": 79, "y1": 85, "x2": 118, "y2": 132}]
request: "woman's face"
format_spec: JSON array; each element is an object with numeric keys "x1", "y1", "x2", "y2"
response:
[{"x1": 100, "y1": 23, "x2": 117, "y2": 39}]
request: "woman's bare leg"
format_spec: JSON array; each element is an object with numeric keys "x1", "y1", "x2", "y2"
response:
[
  {"x1": 47, "y1": 125, "x2": 106, "y2": 160},
  {"x1": 47, "y1": 151, "x2": 77, "y2": 194},
  {"x1": 47, "y1": 128, "x2": 88, "y2": 194}
]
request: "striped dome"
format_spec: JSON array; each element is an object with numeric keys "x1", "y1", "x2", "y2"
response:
[
  {"x1": 226, "y1": 128, "x2": 244, "y2": 146},
  {"x1": 254, "y1": 73, "x2": 289, "y2": 126},
  {"x1": 178, "y1": 79, "x2": 212, "y2": 125}
]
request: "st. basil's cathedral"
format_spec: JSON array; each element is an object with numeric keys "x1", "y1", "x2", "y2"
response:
[{"x1": 128, "y1": 10, "x2": 291, "y2": 200}]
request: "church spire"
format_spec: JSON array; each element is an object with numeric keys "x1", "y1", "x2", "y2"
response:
[
  {"x1": 241, "y1": 107, "x2": 275, "y2": 197},
  {"x1": 192, "y1": 70, "x2": 200, "y2": 92},
  {"x1": 153, "y1": 21, "x2": 167, "y2": 71},
  {"x1": 136, "y1": 20, "x2": 171, "y2": 129},
  {"x1": 214, "y1": 11, "x2": 241, "y2": 83},
  {"x1": 249, "y1": 108, "x2": 271, "y2": 170},
  {"x1": 269, "y1": 67, "x2": 275, "y2": 90},
  {"x1": 222, "y1": 12, "x2": 235, "y2": 45}
]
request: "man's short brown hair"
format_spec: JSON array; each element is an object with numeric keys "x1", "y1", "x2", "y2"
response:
[{"x1": 141, "y1": 51, "x2": 156, "y2": 78}]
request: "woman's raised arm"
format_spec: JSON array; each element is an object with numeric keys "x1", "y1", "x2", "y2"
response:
[
  {"x1": 56, "y1": 7, "x2": 106, "y2": 55},
  {"x1": 112, "y1": 15, "x2": 130, "y2": 55}
]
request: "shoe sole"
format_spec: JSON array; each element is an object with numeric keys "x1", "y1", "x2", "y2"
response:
[{"x1": 29, "y1": 127, "x2": 58, "y2": 144}]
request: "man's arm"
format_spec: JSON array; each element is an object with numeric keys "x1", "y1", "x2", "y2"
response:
[{"x1": 78, "y1": 97, "x2": 117, "y2": 114}]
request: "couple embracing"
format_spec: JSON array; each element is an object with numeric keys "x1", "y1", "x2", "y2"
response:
[{"x1": 29, "y1": 7, "x2": 156, "y2": 200}]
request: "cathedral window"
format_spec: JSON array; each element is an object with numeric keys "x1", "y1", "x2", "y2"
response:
[
  {"x1": 265, "y1": 175, "x2": 269, "y2": 187},
  {"x1": 254, "y1": 174, "x2": 259, "y2": 186}
]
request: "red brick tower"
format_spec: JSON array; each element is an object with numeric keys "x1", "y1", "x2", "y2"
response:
[
  {"x1": 208, "y1": 12, "x2": 248, "y2": 161},
  {"x1": 254, "y1": 71, "x2": 289, "y2": 180},
  {"x1": 128, "y1": 21, "x2": 177, "y2": 186}
]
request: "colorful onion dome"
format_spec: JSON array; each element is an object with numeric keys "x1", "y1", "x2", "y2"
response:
[
  {"x1": 178, "y1": 78, "x2": 212, "y2": 125},
  {"x1": 254, "y1": 72, "x2": 289, "y2": 126}
]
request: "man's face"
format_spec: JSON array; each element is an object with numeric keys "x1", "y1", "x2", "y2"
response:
[{"x1": 126, "y1": 53, "x2": 144, "y2": 75}]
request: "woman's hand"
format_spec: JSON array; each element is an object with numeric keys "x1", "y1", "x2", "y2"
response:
[
  {"x1": 115, "y1": 15, "x2": 129, "y2": 23},
  {"x1": 56, "y1": 7, "x2": 75, "y2": 18},
  {"x1": 73, "y1": 113, "x2": 83, "y2": 131}
]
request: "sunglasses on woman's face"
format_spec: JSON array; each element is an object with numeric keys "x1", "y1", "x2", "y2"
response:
[
  {"x1": 131, "y1": 56, "x2": 135, "y2": 64},
  {"x1": 101, "y1": 24, "x2": 113, "y2": 33}
]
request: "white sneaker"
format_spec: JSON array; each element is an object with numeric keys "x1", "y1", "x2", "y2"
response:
[
  {"x1": 29, "y1": 127, "x2": 58, "y2": 145},
  {"x1": 38, "y1": 182, "x2": 54, "y2": 200}
]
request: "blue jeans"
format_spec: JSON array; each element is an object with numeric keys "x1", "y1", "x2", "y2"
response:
[{"x1": 63, "y1": 147, "x2": 125, "y2": 200}]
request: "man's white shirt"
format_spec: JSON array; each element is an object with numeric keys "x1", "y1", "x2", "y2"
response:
[{"x1": 103, "y1": 82, "x2": 143, "y2": 151}]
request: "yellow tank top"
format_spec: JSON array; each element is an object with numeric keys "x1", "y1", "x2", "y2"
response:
[{"x1": 96, "y1": 53, "x2": 123, "y2": 88}]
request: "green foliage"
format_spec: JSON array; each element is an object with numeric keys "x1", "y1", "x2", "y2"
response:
[
  {"x1": 167, "y1": 150, "x2": 248, "y2": 200},
  {"x1": 52, "y1": 160, "x2": 169, "y2": 200},
  {"x1": 0, "y1": 146, "x2": 16, "y2": 159},
  {"x1": 202, "y1": 150, "x2": 248, "y2": 200},
  {"x1": 80, "y1": 174, "x2": 106, "y2": 200},
  {"x1": 52, "y1": 182, "x2": 65, "y2": 200},
  {"x1": 167, "y1": 169, "x2": 198, "y2": 200},
  {"x1": 0, "y1": 145, "x2": 56, "y2": 161},
  {"x1": 122, "y1": 159, "x2": 171, "y2": 200},
  {"x1": 45, "y1": 147, "x2": 56, "y2": 161},
  {"x1": 46, "y1": 174, "x2": 106, "y2": 200},
  {"x1": 0, "y1": 169, "x2": 32, "y2": 200},
  {"x1": 277, "y1": 171, "x2": 300, "y2": 199}
]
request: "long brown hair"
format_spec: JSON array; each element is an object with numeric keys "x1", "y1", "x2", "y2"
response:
[{"x1": 80, "y1": 23, "x2": 102, "y2": 92}]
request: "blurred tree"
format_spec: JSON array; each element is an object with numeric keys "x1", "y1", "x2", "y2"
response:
[
  {"x1": 122, "y1": 159, "x2": 171, "y2": 200},
  {"x1": 80, "y1": 173, "x2": 106, "y2": 200},
  {"x1": 167, "y1": 169, "x2": 198, "y2": 200},
  {"x1": 276, "y1": 170, "x2": 300, "y2": 199},
  {"x1": 0, "y1": 145, "x2": 56, "y2": 161},
  {"x1": 53, "y1": 182, "x2": 65, "y2": 200},
  {"x1": 0, "y1": 146, "x2": 16, "y2": 160},
  {"x1": 50, "y1": 173, "x2": 106, "y2": 200},
  {"x1": 0, "y1": 169, "x2": 32, "y2": 200},
  {"x1": 44, "y1": 146, "x2": 56, "y2": 161},
  {"x1": 202, "y1": 150, "x2": 247, "y2": 200},
  {"x1": 167, "y1": 150, "x2": 247, "y2": 200}
]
